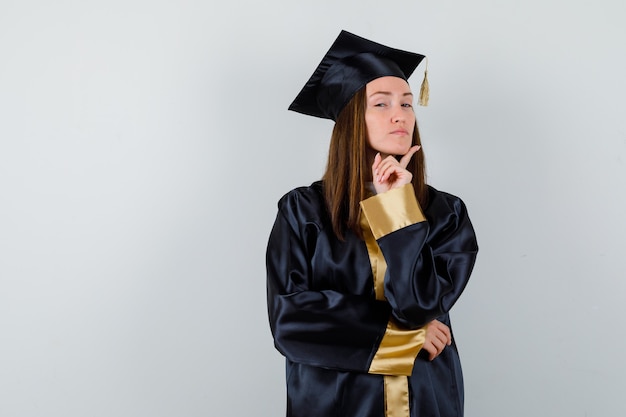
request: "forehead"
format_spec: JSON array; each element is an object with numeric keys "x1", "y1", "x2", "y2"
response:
[{"x1": 365, "y1": 76, "x2": 412, "y2": 94}]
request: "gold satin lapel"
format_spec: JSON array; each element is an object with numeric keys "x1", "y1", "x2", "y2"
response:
[
  {"x1": 360, "y1": 214, "x2": 387, "y2": 301},
  {"x1": 384, "y1": 375, "x2": 410, "y2": 417},
  {"x1": 361, "y1": 210, "x2": 422, "y2": 417}
]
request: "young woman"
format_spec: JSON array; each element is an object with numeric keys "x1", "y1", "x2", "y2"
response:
[{"x1": 266, "y1": 30, "x2": 478, "y2": 417}]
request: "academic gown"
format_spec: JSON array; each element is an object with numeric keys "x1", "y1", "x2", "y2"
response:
[{"x1": 266, "y1": 181, "x2": 478, "y2": 417}]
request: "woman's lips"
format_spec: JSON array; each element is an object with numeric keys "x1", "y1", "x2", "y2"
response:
[{"x1": 390, "y1": 129, "x2": 408, "y2": 135}]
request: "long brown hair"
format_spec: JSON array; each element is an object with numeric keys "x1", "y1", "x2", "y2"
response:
[{"x1": 322, "y1": 87, "x2": 428, "y2": 240}]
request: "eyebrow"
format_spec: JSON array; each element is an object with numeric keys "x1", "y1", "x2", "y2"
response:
[{"x1": 368, "y1": 91, "x2": 414, "y2": 98}]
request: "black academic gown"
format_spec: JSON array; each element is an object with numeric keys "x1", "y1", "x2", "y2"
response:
[{"x1": 266, "y1": 181, "x2": 478, "y2": 417}]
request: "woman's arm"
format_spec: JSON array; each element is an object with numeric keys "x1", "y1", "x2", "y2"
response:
[
  {"x1": 361, "y1": 184, "x2": 478, "y2": 329},
  {"x1": 267, "y1": 189, "x2": 425, "y2": 375}
]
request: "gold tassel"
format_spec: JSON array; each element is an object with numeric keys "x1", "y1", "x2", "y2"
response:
[{"x1": 419, "y1": 58, "x2": 429, "y2": 106}]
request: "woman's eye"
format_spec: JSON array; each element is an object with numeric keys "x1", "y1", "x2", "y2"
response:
[
  {"x1": 401, "y1": 103, "x2": 413, "y2": 108},
  {"x1": 374, "y1": 103, "x2": 387, "y2": 107}
]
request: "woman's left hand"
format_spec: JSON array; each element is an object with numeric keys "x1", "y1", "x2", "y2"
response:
[
  {"x1": 422, "y1": 319, "x2": 452, "y2": 361},
  {"x1": 372, "y1": 145, "x2": 420, "y2": 194}
]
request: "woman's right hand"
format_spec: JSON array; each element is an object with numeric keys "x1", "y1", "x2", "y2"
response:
[
  {"x1": 422, "y1": 319, "x2": 452, "y2": 361},
  {"x1": 371, "y1": 146, "x2": 420, "y2": 194}
]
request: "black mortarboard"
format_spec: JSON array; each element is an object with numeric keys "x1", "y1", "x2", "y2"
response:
[{"x1": 288, "y1": 30, "x2": 427, "y2": 121}]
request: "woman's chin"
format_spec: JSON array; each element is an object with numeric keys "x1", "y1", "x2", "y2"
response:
[{"x1": 393, "y1": 147, "x2": 412, "y2": 157}]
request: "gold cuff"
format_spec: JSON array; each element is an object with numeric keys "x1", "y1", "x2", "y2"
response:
[
  {"x1": 360, "y1": 184, "x2": 426, "y2": 240},
  {"x1": 368, "y1": 320, "x2": 425, "y2": 376}
]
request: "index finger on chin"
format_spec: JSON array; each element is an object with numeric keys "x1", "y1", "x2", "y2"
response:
[{"x1": 399, "y1": 145, "x2": 421, "y2": 169}]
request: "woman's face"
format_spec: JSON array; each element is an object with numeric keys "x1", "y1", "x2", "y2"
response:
[{"x1": 364, "y1": 76, "x2": 415, "y2": 158}]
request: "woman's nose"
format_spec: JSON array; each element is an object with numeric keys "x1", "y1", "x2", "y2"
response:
[{"x1": 392, "y1": 107, "x2": 405, "y2": 123}]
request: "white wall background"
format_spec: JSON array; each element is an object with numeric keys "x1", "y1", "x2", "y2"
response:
[{"x1": 1, "y1": 1, "x2": 625, "y2": 416}]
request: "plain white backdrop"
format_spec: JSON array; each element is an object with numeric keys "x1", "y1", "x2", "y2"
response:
[{"x1": 1, "y1": 1, "x2": 625, "y2": 416}]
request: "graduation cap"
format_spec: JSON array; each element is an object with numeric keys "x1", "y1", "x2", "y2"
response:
[{"x1": 289, "y1": 30, "x2": 428, "y2": 121}]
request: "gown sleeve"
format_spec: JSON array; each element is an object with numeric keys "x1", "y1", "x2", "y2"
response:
[
  {"x1": 360, "y1": 183, "x2": 478, "y2": 329},
  {"x1": 266, "y1": 188, "x2": 394, "y2": 373}
]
